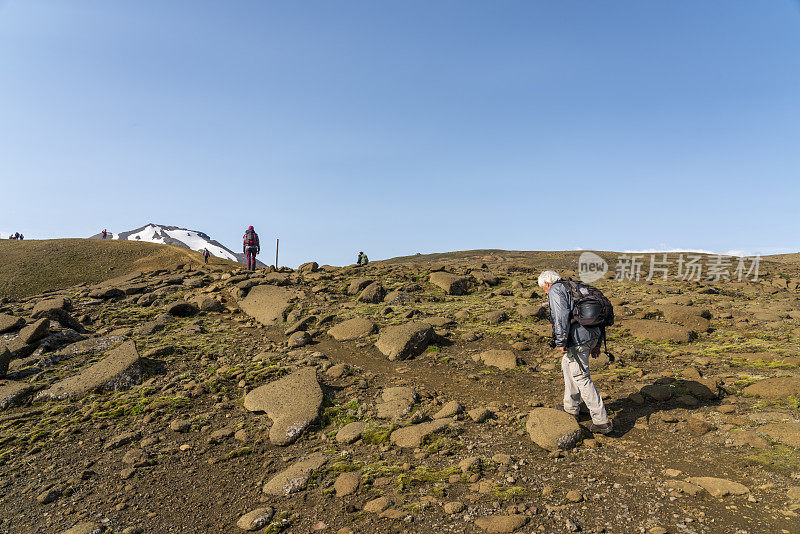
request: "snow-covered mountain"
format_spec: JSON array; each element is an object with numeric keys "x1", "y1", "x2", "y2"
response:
[{"x1": 90, "y1": 224, "x2": 248, "y2": 263}]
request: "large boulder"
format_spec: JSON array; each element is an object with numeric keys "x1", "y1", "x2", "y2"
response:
[
  {"x1": 192, "y1": 295, "x2": 223, "y2": 312},
  {"x1": 0, "y1": 346, "x2": 9, "y2": 377},
  {"x1": 525, "y1": 407, "x2": 582, "y2": 451},
  {"x1": 347, "y1": 278, "x2": 374, "y2": 295},
  {"x1": 262, "y1": 453, "x2": 327, "y2": 495},
  {"x1": 516, "y1": 305, "x2": 547, "y2": 320},
  {"x1": 376, "y1": 386, "x2": 417, "y2": 419},
  {"x1": 685, "y1": 477, "x2": 749, "y2": 497},
  {"x1": 0, "y1": 379, "x2": 33, "y2": 409},
  {"x1": 243, "y1": 368, "x2": 322, "y2": 445},
  {"x1": 374, "y1": 322, "x2": 435, "y2": 360},
  {"x1": 429, "y1": 272, "x2": 471, "y2": 295},
  {"x1": 390, "y1": 418, "x2": 452, "y2": 448},
  {"x1": 34, "y1": 305, "x2": 85, "y2": 333},
  {"x1": 640, "y1": 384, "x2": 673, "y2": 402},
  {"x1": 17, "y1": 318, "x2": 50, "y2": 345},
  {"x1": 472, "y1": 350, "x2": 518, "y2": 370},
  {"x1": 35, "y1": 340, "x2": 143, "y2": 401},
  {"x1": 32, "y1": 296, "x2": 71, "y2": 317},
  {"x1": 471, "y1": 270, "x2": 500, "y2": 286},
  {"x1": 758, "y1": 422, "x2": 800, "y2": 448},
  {"x1": 358, "y1": 282, "x2": 385, "y2": 303},
  {"x1": 328, "y1": 318, "x2": 376, "y2": 341},
  {"x1": 298, "y1": 261, "x2": 319, "y2": 274},
  {"x1": 742, "y1": 377, "x2": 800, "y2": 400},
  {"x1": 659, "y1": 304, "x2": 711, "y2": 332},
  {"x1": 474, "y1": 515, "x2": 528, "y2": 533},
  {"x1": 88, "y1": 287, "x2": 125, "y2": 299},
  {"x1": 0, "y1": 313, "x2": 25, "y2": 334},
  {"x1": 238, "y1": 285, "x2": 292, "y2": 325},
  {"x1": 59, "y1": 335, "x2": 126, "y2": 357},
  {"x1": 621, "y1": 319, "x2": 695, "y2": 343},
  {"x1": 166, "y1": 301, "x2": 198, "y2": 317}
]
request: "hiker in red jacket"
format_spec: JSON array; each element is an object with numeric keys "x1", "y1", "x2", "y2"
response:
[
  {"x1": 102, "y1": 229, "x2": 108, "y2": 239},
  {"x1": 243, "y1": 226, "x2": 260, "y2": 271}
]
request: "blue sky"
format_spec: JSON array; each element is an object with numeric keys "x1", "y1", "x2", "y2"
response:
[{"x1": 1, "y1": 1, "x2": 798, "y2": 266}]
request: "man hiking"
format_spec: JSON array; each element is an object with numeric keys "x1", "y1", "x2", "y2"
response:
[
  {"x1": 202, "y1": 248, "x2": 210, "y2": 264},
  {"x1": 102, "y1": 229, "x2": 108, "y2": 239},
  {"x1": 538, "y1": 270, "x2": 613, "y2": 435},
  {"x1": 357, "y1": 251, "x2": 368, "y2": 266},
  {"x1": 243, "y1": 226, "x2": 260, "y2": 271}
]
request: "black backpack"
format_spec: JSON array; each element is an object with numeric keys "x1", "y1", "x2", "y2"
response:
[
  {"x1": 554, "y1": 279, "x2": 615, "y2": 361},
  {"x1": 557, "y1": 279, "x2": 614, "y2": 328},
  {"x1": 244, "y1": 229, "x2": 257, "y2": 247}
]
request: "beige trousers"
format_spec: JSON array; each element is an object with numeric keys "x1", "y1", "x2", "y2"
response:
[{"x1": 561, "y1": 338, "x2": 609, "y2": 425}]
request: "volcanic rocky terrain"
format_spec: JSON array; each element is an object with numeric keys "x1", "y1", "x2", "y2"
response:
[{"x1": 1, "y1": 247, "x2": 799, "y2": 533}]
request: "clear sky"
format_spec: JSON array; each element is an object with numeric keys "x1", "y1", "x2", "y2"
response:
[{"x1": 1, "y1": 1, "x2": 798, "y2": 266}]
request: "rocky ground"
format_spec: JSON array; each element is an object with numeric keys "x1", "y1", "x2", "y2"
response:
[{"x1": 1, "y1": 252, "x2": 799, "y2": 534}]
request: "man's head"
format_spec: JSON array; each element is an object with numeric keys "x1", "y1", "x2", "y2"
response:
[{"x1": 537, "y1": 270, "x2": 561, "y2": 294}]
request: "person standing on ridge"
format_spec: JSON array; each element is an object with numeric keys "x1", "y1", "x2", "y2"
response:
[
  {"x1": 357, "y1": 251, "x2": 368, "y2": 266},
  {"x1": 243, "y1": 226, "x2": 260, "y2": 271},
  {"x1": 102, "y1": 229, "x2": 107, "y2": 239},
  {"x1": 202, "y1": 248, "x2": 210, "y2": 264}
]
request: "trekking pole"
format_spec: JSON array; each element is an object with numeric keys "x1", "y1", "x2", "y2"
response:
[{"x1": 275, "y1": 238, "x2": 279, "y2": 269}]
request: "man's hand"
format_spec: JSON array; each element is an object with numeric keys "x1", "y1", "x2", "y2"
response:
[
  {"x1": 556, "y1": 346, "x2": 566, "y2": 353},
  {"x1": 591, "y1": 346, "x2": 601, "y2": 357}
]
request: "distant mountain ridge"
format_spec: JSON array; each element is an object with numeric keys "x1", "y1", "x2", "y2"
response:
[{"x1": 89, "y1": 224, "x2": 255, "y2": 264}]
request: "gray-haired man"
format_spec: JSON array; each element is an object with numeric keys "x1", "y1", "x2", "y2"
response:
[{"x1": 538, "y1": 270, "x2": 613, "y2": 434}]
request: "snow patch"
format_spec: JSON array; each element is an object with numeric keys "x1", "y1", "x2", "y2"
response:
[{"x1": 163, "y1": 228, "x2": 237, "y2": 261}]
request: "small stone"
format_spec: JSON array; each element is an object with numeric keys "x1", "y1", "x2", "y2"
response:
[
  {"x1": 444, "y1": 501, "x2": 464, "y2": 514},
  {"x1": 468, "y1": 407, "x2": 492, "y2": 423},
  {"x1": 236, "y1": 507, "x2": 275, "y2": 531},
  {"x1": 170, "y1": 419, "x2": 192, "y2": 432},
  {"x1": 434, "y1": 400, "x2": 463, "y2": 419},
  {"x1": 565, "y1": 490, "x2": 583, "y2": 503},
  {"x1": 687, "y1": 417, "x2": 715, "y2": 436},
  {"x1": 474, "y1": 514, "x2": 528, "y2": 533},
  {"x1": 336, "y1": 421, "x2": 366, "y2": 444},
  {"x1": 334, "y1": 471, "x2": 360, "y2": 497},
  {"x1": 60, "y1": 523, "x2": 105, "y2": 534},
  {"x1": 37, "y1": 488, "x2": 60, "y2": 504},
  {"x1": 120, "y1": 468, "x2": 136, "y2": 480},
  {"x1": 364, "y1": 496, "x2": 392, "y2": 513}
]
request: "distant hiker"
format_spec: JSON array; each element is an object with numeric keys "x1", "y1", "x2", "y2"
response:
[
  {"x1": 102, "y1": 229, "x2": 108, "y2": 239},
  {"x1": 202, "y1": 248, "x2": 210, "y2": 264},
  {"x1": 538, "y1": 270, "x2": 613, "y2": 435},
  {"x1": 357, "y1": 251, "x2": 368, "y2": 266},
  {"x1": 243, "y1": 226, "x2": 260, "y2": 271}
]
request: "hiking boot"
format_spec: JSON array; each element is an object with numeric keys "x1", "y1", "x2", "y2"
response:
[
  {"x1": 586, "y1": 421, "x2": 614, "y2": 435},
  {"x1": 555, "y1": 405, "x2": 579, "y2": 420}
]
